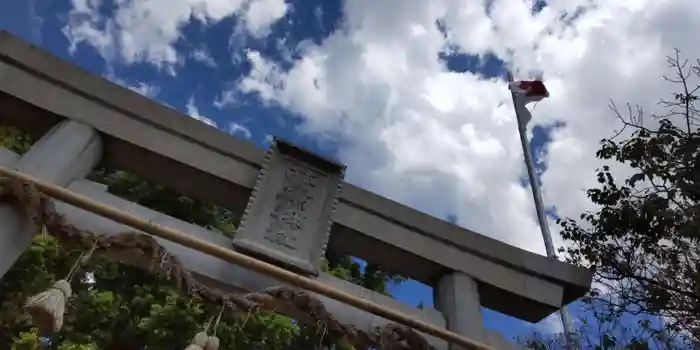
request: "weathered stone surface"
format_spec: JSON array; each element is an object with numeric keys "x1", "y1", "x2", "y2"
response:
[
  {"x1": 435, "y1": 272, "x2": 487, "y2": 350},
  {"x1": 0, "y1": 120, "x2": 102, "y2": 279},
  {"x1": 233, "y1": 137, "x2": 345, "y2": 276}
]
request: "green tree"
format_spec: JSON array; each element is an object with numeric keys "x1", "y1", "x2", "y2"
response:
[
  {"x1": 554, "y1": 49, "x2": 700, "y2": 347},
  {"x1": 323, "y1": 251, "x2": 404, "y2": 297},
  {"x1": 0, "y1": 124, "x2": 398, "y2": 349},
  {"x1": 517, "y1": 302, "x2": 686, "y2": 350}
]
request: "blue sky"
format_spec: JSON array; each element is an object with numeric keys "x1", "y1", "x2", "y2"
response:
[{"x1": 1, "y1": 0, "x2": 679, "y2": 347}]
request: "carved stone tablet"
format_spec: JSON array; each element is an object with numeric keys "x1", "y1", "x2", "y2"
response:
[{"x1": 232, "y1": 137, "x2": 345, "y2": 276}]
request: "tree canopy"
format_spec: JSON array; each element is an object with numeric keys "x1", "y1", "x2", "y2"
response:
[{"x1": 543, "y1": 50, "x2": 700, "y2": 348}]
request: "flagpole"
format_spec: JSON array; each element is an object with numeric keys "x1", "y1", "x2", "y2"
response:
[{"x1": 506, "y1": 72, "x2": 577, "y2": 349}]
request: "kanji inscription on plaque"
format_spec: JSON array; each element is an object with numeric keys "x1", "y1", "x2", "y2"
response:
[
  {"x1": 264, "y1": 164, "x2": 321, "y2": 249},
  {"x1": 233, "y1": 137, "x2": 345, "y2": 276}
]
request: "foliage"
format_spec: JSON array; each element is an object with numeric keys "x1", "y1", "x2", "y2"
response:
[
  {"x1": 87, "y1": 168, "x2": 239, "y2": 237},
  {"x1": 324, "y1": 251, "x2": 405, "y2": 297},
  {"x1": 0, "y1": 123, "x2": 400, "y2": 349},
  {"x1": 517, "y1": 301, "x2": 689, "y2": 349},
  {"x1": 0, "y1": 125, "x2": 33, "y2": 154},
  {"x1": 0, "y1": 226, "x2": 301, "y2": 349},
  {"x1": 0, "y1": 126, "x2": 298, "y2": 349},
  {"x1": 554, "y1": 49, "x2": 700, "y2": 346},
  {"x1": 12, "y1": 328, "x2": 98, "y2": 350}
]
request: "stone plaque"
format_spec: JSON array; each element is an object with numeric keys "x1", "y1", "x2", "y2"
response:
[{"x1": 232, "y1": 137, "x2": 345, "y2": 276}]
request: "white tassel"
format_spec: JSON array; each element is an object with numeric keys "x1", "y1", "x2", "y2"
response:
[
  {"x1": 24, "y1": 240, "x2": 97, "y2": 334},
  {"x1": 203, "y1": 303, "x2": 224, "y2": 350},
  {"x1": 24, "y1": 279, "x2": 72, "y2": 333},
  {"x1": 184, "y1": 331, "x2": 209, "y2": 350},
  {"x1": 205, "y1": 336, "x2": 220, "y2": 350}
]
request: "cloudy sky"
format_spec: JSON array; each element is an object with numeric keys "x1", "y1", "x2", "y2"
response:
[{"x1": 2, "y1": 0, "x2": 696, "y2": 344}]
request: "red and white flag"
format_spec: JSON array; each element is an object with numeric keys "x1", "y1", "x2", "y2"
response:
[{"x1": 508, "y1": 80, "x2": 549, "y2": 127}]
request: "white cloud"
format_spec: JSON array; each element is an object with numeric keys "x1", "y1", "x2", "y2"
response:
[
  {"x1": 535, "y1": 311, "x2": 565, "y2": 336},
  {"x1": 244, "y1": 0, "x2": 289, "y2": 38},
  {"x1": 230, "y1": 0, "x2": 700, "y2": 256},
  {"x1": 186, "y1": 96, "x2": 218, "y2": 128},
  {"x1": 263, "y1": 134, "x2": 274, "y2": 145},
  {"x1": 214, "y1": 81, "x2": 246, "y2": 108},
  {"x1": 26, "y1": 0, "x2": 48, "y2": 44},
  {"x1": 62, "y1": 0, "x2": 289, "y2": 71},
  {"x1": 105, "y1": 69, "x2": 160, "y2": 98},
  {"x1": 191, "y1": 47, "x2": 217, "y2": 67},
  {"x1": 128, "y1": 82, "x2": 160, "y2": 98},
  {"x1": 228, "y1": 122, "x2": 252, "y2": 138}
]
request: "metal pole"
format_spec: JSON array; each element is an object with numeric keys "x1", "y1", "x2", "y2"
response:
[
  {"x1": 506, "y1": 72, "x2": 577, "y2": 349},
  {"x1": 517, "y1": 122, "x2": 557, "y2": 257}
]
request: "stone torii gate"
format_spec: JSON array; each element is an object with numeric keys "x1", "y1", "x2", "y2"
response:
[{"x1": 0, "y1": 31, "x2": 592, "y2": 350}]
